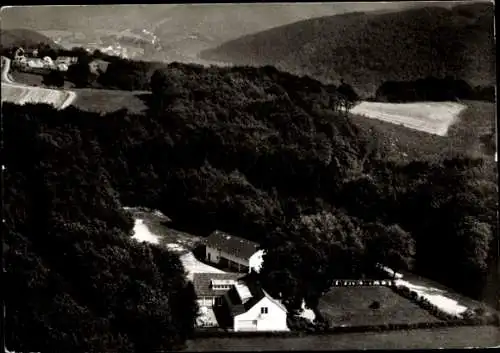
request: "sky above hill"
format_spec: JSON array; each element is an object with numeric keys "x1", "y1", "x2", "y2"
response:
[{"x1": 0, "y1": 2, "x2": 472, "y2": 34}]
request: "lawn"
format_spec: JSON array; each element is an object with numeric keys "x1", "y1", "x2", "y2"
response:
[
  {"x1": 10, "y1": 70, "x2": 76, "y2": 89},
  {"x1": 183, "y1": 326, "x2": 500, "y2": 351},
  {"x1": 72, "y1": 89, "x2": 149, "y2": 114},
  {"x1": 10, "y1": 69, "x2": 151, "y2": 114},
  {"x1": 446, "y1": 100, "x2": 496, "y2": 157},
  {"x1": 350, "y1": 100, "x2": 496, "y2": 162},
  {"x1": 317, "y1": 286, "x2": 441, "y2": 327}
]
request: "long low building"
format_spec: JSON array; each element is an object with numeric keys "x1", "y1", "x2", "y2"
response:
[{"x1": 204, "y1": 230, "x2": 264, "y2": 273}]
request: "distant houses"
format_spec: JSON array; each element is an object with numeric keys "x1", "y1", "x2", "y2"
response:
[
  {"x1": 204, "y1": 230, "x2": 265, "y2": 273},
  {"x1": 12, "y1": 46, "x2": 77, "y2": 72},
  {"x1": 88, "y1": 59, "x2": 109, "y2": 75}
]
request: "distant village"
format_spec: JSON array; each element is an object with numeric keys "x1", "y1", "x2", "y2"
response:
[
  {"x1": 12, "y1": 47, "x2": 77, "y2": 72},
  {"x1": 11, "y1": 47, "x2": 110, "y2": 78}
]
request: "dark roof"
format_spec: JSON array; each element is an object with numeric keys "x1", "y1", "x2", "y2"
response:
[
  {"x1": 192, "y1": 272, "x2": 244, "y2": 297},
  {"x1": 204, "y1": 230, "x2": 259, "y2": 259},
  {"x1": 222, "y1": 275, "x2": 286, "y2": 317}
]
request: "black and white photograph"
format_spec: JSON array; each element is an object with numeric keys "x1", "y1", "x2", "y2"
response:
[{"x1": 1, "y1": 1, "x2": 498, "y2": 351}]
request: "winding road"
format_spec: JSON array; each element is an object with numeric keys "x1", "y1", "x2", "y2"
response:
[{"x1": 1, "y1": 56, "x2": 77, "y2": 110}]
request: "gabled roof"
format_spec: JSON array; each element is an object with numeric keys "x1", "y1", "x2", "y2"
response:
[
  {"x1": 204, "y1": 230, "x2": 260, "y2": 259},
  {"x1": 222, "y1": 275, "x2": 287, "y2": 317},
  {"x1": 192, "y1": 272, "x2": 244, "y2": 297}
]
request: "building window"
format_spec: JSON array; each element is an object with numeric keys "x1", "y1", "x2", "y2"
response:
[{"x1": 261, "y1": 307, "x2": 268, "y2": 314}]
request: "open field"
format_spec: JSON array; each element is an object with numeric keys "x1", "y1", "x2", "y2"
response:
[
  {"x1": 9, "y1": 69, "x2": 150, "y2": 114},
  {"x1": 446, "y1": 100, "x2": 497, "y2": 156},
  {"x1": 71, "y1": 89, "x2": 149, "y2": 114},
  {"x1": 318, "y1": 286, "x2": 441, "y2": 327},
  {"x1": 10, "y1": 70, "x2": 75, "y2": 89},
  {"x1": 2, "y1": 83, "x2": 76, "y2": 109},
  {"x1": 184, "y1": 326, "x2": 500, "y2": 350},
  {"x1": 350, "y1": 101, "x2": 466, "y2": 136},
  {"x1": 350, "y1": 100, "x2": 496, "y2": 162}
]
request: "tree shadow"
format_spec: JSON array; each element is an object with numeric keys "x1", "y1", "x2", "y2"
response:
[{"x1": 135, "y1": 92, "x2": 153, "y2": 108}]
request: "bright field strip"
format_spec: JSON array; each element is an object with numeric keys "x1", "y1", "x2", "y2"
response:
[
  {"x1": 350, "y1": 101, "x2": 466, "y2": 136},
  {"x1": 1, "y1": 83, "x2": 76, "y2": 110}
]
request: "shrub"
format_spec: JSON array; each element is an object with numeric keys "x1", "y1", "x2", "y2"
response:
[{"x1": 474, "y1": 307, "x2": 486, "y2": 317}]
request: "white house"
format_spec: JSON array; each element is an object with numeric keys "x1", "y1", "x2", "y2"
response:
[
  {"x1": 205, "y1": 230, "x2": 264, "y2": 273},
  {"x1": 192, "y1": 272, "x2": 289, "y2": 332},
  {"x1": 221, "y1": 278, "x2": 289, "y2": 332}
]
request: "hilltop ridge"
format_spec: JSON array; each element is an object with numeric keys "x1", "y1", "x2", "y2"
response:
[
  {"x1": 0, "y1": 28, "x2": 63, "y2": 52},
  {"x1": 200, "y1": 2, "x2": 495, "y2": 96}
]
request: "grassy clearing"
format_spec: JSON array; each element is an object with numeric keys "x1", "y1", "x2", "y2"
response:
[
  {"x1": 10, "y1": 70, "x2": 75, "y2": 89},
  {"x1": 72, "y1": 89, "x2": 149, "y2": 114},
  {"x1": 318, "y1": 286, "x2": 441, "y2": 327},
  {"x1": 350, "y1": 101, "x2": 465, "y2": 136},
  {"x1": 184, "y1": 326, "x2": 500, "y2": 351},
  {"x1": 10, "y1": 70, "x2": 150, "y2": 114},
  {"x1": 446, "y1": 100, "x2": 496, "y2": 156},
  {"x1": 350, "y1": 100, "x2": 496, "y2": 162}
]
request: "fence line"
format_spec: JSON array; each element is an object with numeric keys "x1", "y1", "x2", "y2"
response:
[{"x1": 330, "y1": 279, "x2": 396, "y2": 287}]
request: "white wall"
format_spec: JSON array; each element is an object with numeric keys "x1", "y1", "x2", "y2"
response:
[
  {"x1": 197, "y1": 296, "x2": 216, "y2": 307},
  {"x1": 206, "y1": 246, "x2": 251, "y2": 268},
  {"x1": 234, "y1": 296, "x2": 289, "y2": 332}
]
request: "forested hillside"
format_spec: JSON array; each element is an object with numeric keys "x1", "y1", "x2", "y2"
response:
[
  {"x1": 0, "y1": 28, "x2": 62, "y2": 53},
  {"x1": 4, "y1": 103, "x2": 198, "y2": 352},
  {"x1": 4, "y1": 62, "x2": 498, "y2": 350},
  {"x1": 200, "y1": 2, "x2": 495, "y2": 97}
]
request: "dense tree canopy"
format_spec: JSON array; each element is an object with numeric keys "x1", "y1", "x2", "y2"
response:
[
  {"x1": 375, "y1": 77, "x2": 495, "y2": 103},
  {"x1": 4, "y1": 103, "x2": 198, "y2": 352}
]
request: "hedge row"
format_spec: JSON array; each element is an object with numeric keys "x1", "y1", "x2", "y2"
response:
[
  {"x1": 194, "y1": 317, "x2": 499, "y2": 338},
  {"x1": 392, "y1": 284, "x2": 459, "y2": 321},
  {"x1": 391, "y1": 284, "x2": 500, "y2": 326},
  {"x1": 317, "y1": 319, "x2": 498, "y2": 335},
  {"x1": 287, "y1": 315, "x2": 329, "y2": 333},
  {"x1": 194, "y1": 328, "x2": 302, "y2": 338}
]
